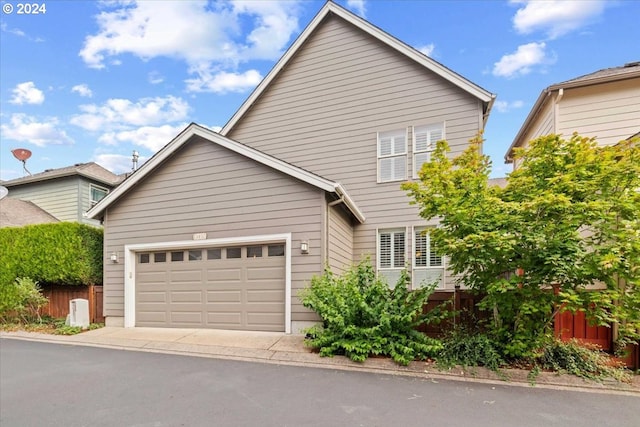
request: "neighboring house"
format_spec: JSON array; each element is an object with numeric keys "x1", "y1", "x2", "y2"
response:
[
  {"x1": 0, "y1": 198, "x2": 59, "y2": 228},
  {"x1": 505, "y1": 61, "x2": 640, "y2": 168},
  {"x1": 1, "y1": 162, "x2": 125, "y2": 227},
  {"x1": 87, "y1": 2, "x2": 495, "y2": 333}
]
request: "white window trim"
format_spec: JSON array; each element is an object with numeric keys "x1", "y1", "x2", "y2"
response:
[
  {"x1": 377, "y1": 128, "x2": 408, "y2": 183},
  {"x1": 376, "y1": 227, "x2": 408, "y2": 271},
  {"x1": 89, "y1": 183, "x2": 109, "y2": 207},
  {"x1": 412, "y1": 123, "x2": 445, "y2": 179},
  {"x1": 412, "y1": 226, "x2": 445, "y2": 289},
  {"x1": 123, "y1": 233, "x2": 292, "y2": 333}
]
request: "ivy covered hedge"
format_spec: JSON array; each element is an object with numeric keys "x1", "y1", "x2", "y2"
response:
[{"x1": 0, "y1": 222, "x2": 103, "y2": 287}]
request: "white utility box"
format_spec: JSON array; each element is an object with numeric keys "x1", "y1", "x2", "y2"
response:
[{"x1": 68, "y1": 298, "x2": 90, "y2": 328}]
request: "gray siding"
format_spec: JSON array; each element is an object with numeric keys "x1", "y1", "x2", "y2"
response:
[
  {"x1": 227, "y1": 15, "x2": 483, "y2": 289},
  {"x1": 103, "y1": 136, "x2": 324, "y2": 321},
  {"x1": 327, "y1": 202, "x2": 354, "y2": 274},
  {"x1": 7, "y1": 177, "x2": 80, "y2": 222}
]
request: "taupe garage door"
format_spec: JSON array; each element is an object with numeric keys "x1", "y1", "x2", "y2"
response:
[{"x1": 135, "y1": 244, "x2": 286, "y2": 331}]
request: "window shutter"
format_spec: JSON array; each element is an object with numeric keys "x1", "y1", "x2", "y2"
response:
[
  {"x1": 379, "y1": 232, "x2": 391, "y2": 268},
  {"x1": 393, "y1": 231, "x2": 405, "y2": 268},
  {"x1": 379, "y1": 136, "x2": 392, "y2": 156}
]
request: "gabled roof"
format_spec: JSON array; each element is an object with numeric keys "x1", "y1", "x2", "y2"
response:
[
  {"x1": 506, "y1": 61, "x2": 640, "y2": 163},
  {"x1": 0, "y1": 198, "x2": 59, "y2": 228},
  {"x1": 2, "y1": 162, "x2": 125, "y2": 188},
  {"x1": 86, "y1": 123, "x2": 365, "y2": 223},
  {"x1": 221, "y1": 1, "x2": 495, "y2": 135}
]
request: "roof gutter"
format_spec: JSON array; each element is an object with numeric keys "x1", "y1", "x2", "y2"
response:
[{"x1": 334, "y1": 184, "x2": 365, "y2": 223}]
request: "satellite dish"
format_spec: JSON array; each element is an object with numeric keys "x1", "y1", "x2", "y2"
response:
[
  {"x1": 0, "y1": 186, "x2": 7, "y2": 200},
  {"x1": 11, "y1": 148, "x2": 32, "y2": 161},
  {"x1": 11, "y1": 148, "x2": 32, "y2": 176}
]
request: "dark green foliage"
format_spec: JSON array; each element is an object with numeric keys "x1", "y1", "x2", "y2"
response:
[
  {"x1": 0, "y1": 277, "x2": 48, "y2": 323},
  {"x1": 0, "y1": 222, "x2": 103, "y2": 287},
  {"x1": 300, "y1": 259, "x2": 443, "y2": 365},
  {"x1": 437, "y1": 328, "x2": 504, "y2": 371},
  {"x1": 533, "y1": 339, "x2": 630, "y2": 382}
]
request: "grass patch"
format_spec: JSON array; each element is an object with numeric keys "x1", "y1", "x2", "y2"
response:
[{"x1": 0, "y1": 316, "x2": 104, "y2": 335}]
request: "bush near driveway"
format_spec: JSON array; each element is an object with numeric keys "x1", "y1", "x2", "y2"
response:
[{"x1": 300, "y1": 259, "x2": 444, "y2": 366}]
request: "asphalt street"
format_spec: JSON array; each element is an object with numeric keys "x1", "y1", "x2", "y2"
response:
[{"x1": 1, "y1": 339, "x2": 638, "y2": 427}]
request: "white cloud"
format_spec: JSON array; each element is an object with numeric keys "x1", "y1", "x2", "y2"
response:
[
  {"x1": 346, "y1": 0, "x2": 367, "y2": 17},
  {"x1": 97, "y1": 124, "x2": 186, "y2": 152},
  {"x1": 1, "y1": 22, "x2": 25, "y2": 37},
  {"x1": 511, "y1": 0, "x2": 606, "y2": 39},
  {"x1": 148, "y1": 71, "x2": 164, "y2": 85},
  {"x1": 1, "y1": 114, "x2": 74, "y2": 147},
  {"x1": 417, "y1": 43, "x2": 435, "y2": 57},
  {"x1": 71, "y1": 84, "x2": 93, "y2": 98},
  {"x1": 93, "y1": 153, "x2": 144, "y2": 175},
  {"x1": 10, "y1": 82, "x2": 45, "y2": 105},
  {"x1": 79, "y1": 0, "x2": 300, "y2": 93},
  {"x1": 492, "y1": 42, "x2": 550, "y2": 78},
  {"x1": 185, "y1": 69, "x2": 262, "y2": 94},
  {"x1": 494, "y1": 100, "x2": 525, "y2": 113},
  {"x1": 70, "y1": 96, "x2": 190, "y2": 131}
]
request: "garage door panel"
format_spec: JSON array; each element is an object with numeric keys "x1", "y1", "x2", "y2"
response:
[
  {"x1": 136, "y1": 243, "x2": 285, "y2": 331},
  {"x1": 137, "y1": 311, "x2": 167, "y2": 323},
  {"x1": 246, "y1": 266, "x2": 285, "y2": 280},
  {"x1": 207, "y1": 312, "x2": 242, "y2": 325},
  {"x1": 246, "y1": 290, "x2": 285, "y2": 302},
  {"x1": 206, "y1": 290, "x2": 242, "y2": 302},
  {"x1": 206, "y1": 269, "x2": 242, "y2": 282},
  {"x1": 137, "y1": 292, "x2": 167, "y2": 303},
  {"x1": 170, "y1": 291, "x2": 203, "y2": 303},
  {"x1": 137, "y1": 271, "x2": 167, "y2": 283},
  {"x1": 247, "y1": 313, "x2": 284, "y2": 325},
  {"x1": 170, "y1": 269, "x2": 203, "y2": 283},
  {"x1": 170, "y1": 311, "x2": 203, "y2": 324}
]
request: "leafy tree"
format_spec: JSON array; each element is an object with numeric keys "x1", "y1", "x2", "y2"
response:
[{"x1": 402, "y1": 134, "x2": 640, "y2": 358}]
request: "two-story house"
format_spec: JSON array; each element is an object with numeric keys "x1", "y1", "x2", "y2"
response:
[
  {"x1": 505, "y1": 61, "x2": 640, "y2": 168},
  {"x1": 87, "y1": 2, "x2": 495, "y2": 332},
  {"x1": 1, "y1": 162, "x2": 125, "y2": 227}
]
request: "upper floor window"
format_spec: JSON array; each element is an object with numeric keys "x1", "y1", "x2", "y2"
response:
[
  {"x1": 413, "y1": 124, "x2": 444, "y2": 178},
  {"x1": 90, "y1": 184, "x2": 109, "y2": 207},
  {"x1": 377, "y1": 129, "x2": 407, "y2": 182}
]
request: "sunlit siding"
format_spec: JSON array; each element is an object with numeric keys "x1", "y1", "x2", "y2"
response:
[
  {"x1": 557, "y1": 78, "x2": 640, "y2": 145},
  {"x1": 227, "y1": 15, "x2": 484, "y2": 289},
  {"x1": 103, "y1": 136, "x2": 324, "y2": 321}
]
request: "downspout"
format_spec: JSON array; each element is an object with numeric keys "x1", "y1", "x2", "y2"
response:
[{"x1": 553, "y1": 88, "x2": 564, "y2": 133}]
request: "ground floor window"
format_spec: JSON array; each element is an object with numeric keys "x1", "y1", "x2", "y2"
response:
[
  {"x1": 413, "y1": 227, "x2": 444, "y2": 289},
  {"x1": 377, "y1": 228, "x2": 406, "y2": 287}
]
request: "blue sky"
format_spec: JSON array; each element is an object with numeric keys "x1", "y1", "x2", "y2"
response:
[{"x1": 1, "y1": 0, "x2": 639, "y2": 181}]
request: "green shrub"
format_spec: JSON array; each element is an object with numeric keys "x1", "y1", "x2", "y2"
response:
[
  {"x1": 437, "y1": 329, "x2": 504, "y2": 371},
  {"x1": 533, "y1": 339, "x2": 630, "y2": 382},
  {"x1": 0, "y1": 222, "x2": 103, "y2": 287},
  {"x1": 0, "y1": 277, "x2": 48, "y2": 323},
  {"x1": 300, "y1": 259, "x2": 443, "y2": 365}
]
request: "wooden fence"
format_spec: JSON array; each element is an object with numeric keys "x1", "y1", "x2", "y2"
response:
[
  {"x1": 420, "y1": 290, "x2": 638, "y2": 369},
  {"x1": 418, "y1": 289, "x2": 485, "y2": 337},
  {"x1": 39, "y1": 284, "x2": 104, "y2": 324}
]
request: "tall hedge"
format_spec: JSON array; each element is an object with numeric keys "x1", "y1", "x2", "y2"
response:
[{"x1": 0, "y1": 222, "x2": 103, "y2": 287}]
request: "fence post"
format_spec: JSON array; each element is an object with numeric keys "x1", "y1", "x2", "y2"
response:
[
  {"x1": 454, "y1": 285, "x2": 461, "y2": 329},
  {"x1": 87, "y1": 284, "x2": 95, "y2": 323}
]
